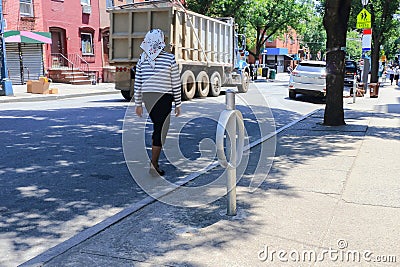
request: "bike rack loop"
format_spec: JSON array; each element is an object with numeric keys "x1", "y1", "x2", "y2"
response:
[
  {"x1": 216, "y1": 89, "x2": 245, "y2": 216},
  {"x1": 353, "y1": 74, "x2": 357, "y2": 103}
]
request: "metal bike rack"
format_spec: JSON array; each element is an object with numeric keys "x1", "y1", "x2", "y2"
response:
[
  {"x1": 353, "y1": 74, "x2": 357, "y2": 103},
  {"x1": 216, "y1": 89, "x2": 245, "y2": 216}
]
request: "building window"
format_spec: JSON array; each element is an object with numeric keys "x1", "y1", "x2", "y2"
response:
[
  {"x1": 81, "y1": 0, "x2": 90, "y2": 6},
  {"x1": 81, "y1": 33, "x2": 94, "y2": 55},
  {"x1": 20, "y1": 0, "x2": 34, "y2": 17},
  {"x1": 106, "y1": 0, "x2": 114, "y2": 8},
  {"x1": 126, "y1": 0, "x2": 134, "y2": 3}
]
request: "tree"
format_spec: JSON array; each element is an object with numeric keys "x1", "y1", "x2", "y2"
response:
[
  {"x1": 185, "y1": 0, "x2": 249, "y2": 26},
  {"x1": 299, "y1": 14, "x2": 326, "y2": 59},
  {"x1": 348, "y1": 1, "x2": 400, "y2": 83},
  {"x1": 186, "y1": 0, "x2": 315, "y2": 61},
  {"x1": 346, "y1": 30, "x2": 362, "y2": 61},
  {"x1": 245, "y1": 0, "x2": 313, "y2": 61},
  {"x1": 368, "y1": 1, "x2": 400, "y2": 83},
  {"x1": 323, "y1": 0, "x2": 352, "y2": 126}
]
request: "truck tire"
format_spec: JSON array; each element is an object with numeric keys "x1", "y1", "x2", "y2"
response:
[
  {"x1": 237, "y1": 71, "x2": 250, "y2": 93},
  {"x1": 121, "y1": 90, "x2": 132, "y2": 101},
  {"x1": 181, "y1": 70, "x2": 196, "y2": 100},
  {"x1": 209, "y1": 71, "x2": 221, "y2": 97},
  {"x1": 196, "y1": 71, "x2": 210, "y2": 98},
  {"x1": 289, "y1": 90, "x2": 296, "y2": 99}
]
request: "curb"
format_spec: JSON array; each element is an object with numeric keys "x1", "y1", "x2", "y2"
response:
[
  {"x1": 20, "y1": 108, "x2": 321, "y2": 267},
  {"x1": 0, "y1": 91, "x2": 120, "y2": 104}
]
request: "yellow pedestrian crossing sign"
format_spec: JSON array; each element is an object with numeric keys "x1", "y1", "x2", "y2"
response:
[{"x1": 357, "y1": 8, "x2": 371, "y2": 29}]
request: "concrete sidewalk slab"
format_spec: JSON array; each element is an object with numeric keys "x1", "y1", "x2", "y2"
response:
[
  {"x1": 42, "y1": 189, "x2": 340, "y2": 267},
  {"x1": 323, "y1": 202, "x2": 400, "y2": 260},
  {"x1": 0, "y1": 83, "x2": 119, "y2": 103}
]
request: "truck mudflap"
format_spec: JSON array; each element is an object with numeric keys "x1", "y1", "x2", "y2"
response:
[
  {"x1": 230, "y1": 67, "x2": 250, "y2": 93},
  {"x1": 115, "y1": 67, "x2": 133, "y2": 100}
]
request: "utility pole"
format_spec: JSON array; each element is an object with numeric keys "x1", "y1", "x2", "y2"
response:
[{"x1": 0, "y1": 0, "x2": 13, "y2": 96}]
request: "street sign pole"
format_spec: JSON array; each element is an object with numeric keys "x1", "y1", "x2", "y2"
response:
[{"x1": 0, "y1": 0, "x2": 13, "y2": 96}]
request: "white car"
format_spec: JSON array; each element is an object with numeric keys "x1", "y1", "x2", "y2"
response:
[{"x1": 288, "y1": 60, "x2": 326, "y2": 99}]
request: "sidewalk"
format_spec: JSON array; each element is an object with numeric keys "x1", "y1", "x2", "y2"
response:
[
  {"x1": 22, "y1": 83, "x2": 400, "y2": 266},
  {"x1": 0, "y1": 82, "x2": 119, "y2": 103}
]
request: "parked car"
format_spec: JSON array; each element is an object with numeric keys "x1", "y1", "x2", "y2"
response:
[
  {"x1": 344, "y1": 60, "x2": 360, "y2": 86},
  {"x1": 288, "y1": 60, "x2": 326, "y2": 99}
]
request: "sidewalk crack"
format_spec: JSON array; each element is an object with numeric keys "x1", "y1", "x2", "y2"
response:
[{"x1": 341, "y1": 199, "x2": 400, "y2": 209}]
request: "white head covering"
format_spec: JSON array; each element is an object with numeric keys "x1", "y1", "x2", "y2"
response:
[{"x1": 138, "y1": 29, "x2": 166, "y2": 69}]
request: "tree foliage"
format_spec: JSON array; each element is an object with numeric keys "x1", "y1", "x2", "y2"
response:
[
  {"x1": 186, "y1": 0, "x2": 315, "y2": 60},
  {"x1": 245, "y1": 0, "x2": 313, "y2": 60},
  {"x1": 299, "y1": 14, "x2": 326, "y2": 59},
  {"x1": 346, "y1": 30, "x2": 362, "y2": 61},
  {"x1": 348, "y1": 1, "x2": 400, "y2": 83}
]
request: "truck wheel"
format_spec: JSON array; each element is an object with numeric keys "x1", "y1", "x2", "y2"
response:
[
  {"x1": 237, "y1": 72, "x2": 250, "y2": 93},
  {"x1": 209, "y1": 71, "x2": 221, "y2": 97},
  {"x1": 121, "y1": 90, "x2": 132, "y2": 101},
  {"x1": 289, "y1": 90, "x2": 296, "y2": 99},
  {"x1": 181, "y1": 70, "x2": 196, "y2": 100},
  {"x1": 196, "y1": 71, "x2": 210, "y2": 98}
]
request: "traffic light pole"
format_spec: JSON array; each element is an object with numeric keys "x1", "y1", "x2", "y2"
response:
[{"x1": 0, "y1": 0, "x2": 13, "y2": 96}]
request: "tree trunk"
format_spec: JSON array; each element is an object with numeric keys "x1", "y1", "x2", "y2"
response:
[
  {"x1": 323, "y1": 0, "x2": 351, "y2": 126},
  {"x1": 370, "y1": 33, "x2": 381, "y2": 83}
]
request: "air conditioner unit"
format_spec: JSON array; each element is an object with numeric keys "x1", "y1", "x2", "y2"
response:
[{"x1": 82, "y1": 5, "x2": 92, "y2": 14}]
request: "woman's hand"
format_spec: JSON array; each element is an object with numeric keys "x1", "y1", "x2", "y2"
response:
[
  {"x1": 175, "y1": 106, "x2": 181, "y2": 117},
  {"x1": 136, "y1": 106, "x2": 143, "y2": 117}
]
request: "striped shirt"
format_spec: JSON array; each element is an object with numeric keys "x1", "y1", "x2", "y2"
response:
[{"x1": 134, "y1": 51, "x2": 181, "y2": 107}]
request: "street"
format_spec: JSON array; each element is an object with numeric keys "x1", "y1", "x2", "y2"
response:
[{"x1": 0, "y1": 76, "x2": 323, "y2": 265}]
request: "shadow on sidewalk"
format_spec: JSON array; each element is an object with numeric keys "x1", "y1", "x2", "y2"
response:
[{"x1": 3, "y1": 103, "x2": 400, "y2": 265}]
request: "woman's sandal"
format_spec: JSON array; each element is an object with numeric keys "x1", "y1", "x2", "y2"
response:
[{"x1": 149, "y1": 162, "x2": 165, "y2": 176}]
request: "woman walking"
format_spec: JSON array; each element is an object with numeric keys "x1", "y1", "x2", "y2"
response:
[
  {"x1": 388, "y1": 66, "x2": 395, "y2": 85},
  {"x1": 134, "y1": 29, "x2": 181, "y2": 176},
  {"x1": 395, "y1": 66, "x2": 400, "y2": 86}
]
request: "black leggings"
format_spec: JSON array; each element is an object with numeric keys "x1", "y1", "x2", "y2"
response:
[{"x1": 143, "y1": 93, "x2": 173, "y2": 147}]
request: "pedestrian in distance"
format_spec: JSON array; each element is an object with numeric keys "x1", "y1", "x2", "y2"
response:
[
  {"x1": 388, "y1": 66, "x2": 395, "y2": 85},
  {"x1": 249, "y1": 64, "x2": 255, "y2": 81},
  {"x1": 134, "y1": 29, "x2": 182, "y2": 176},
  {"x1": 395, "y1": 66, "x2": 400, "y2": 86}
]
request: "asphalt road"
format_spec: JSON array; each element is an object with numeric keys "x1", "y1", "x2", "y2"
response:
[{"x1": 0, "y1": 78, "x2": 324, "y2": 266}]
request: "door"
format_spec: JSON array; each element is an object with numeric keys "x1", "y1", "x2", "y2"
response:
[{"x1": 50, "y1": 28, "x2": 67, "y2": 67}]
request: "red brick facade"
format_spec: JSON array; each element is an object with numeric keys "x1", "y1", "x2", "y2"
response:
[{"x1": 264, "y1": 28, "x2": 301, "y2": 56}]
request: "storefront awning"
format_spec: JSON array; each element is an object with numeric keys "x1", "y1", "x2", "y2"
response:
[
  {"x1": 4, "y1": 30, "x2": 52, "y2": 44},
  {"x1": 283, "y1": 55, "x2": 293, "y2": 60}
]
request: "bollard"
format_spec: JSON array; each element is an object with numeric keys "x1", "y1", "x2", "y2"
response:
[
  {"x1": 353, "y1": 74, "x2": 357, "y2": 103},
  {"x1": 216, "y1": 89, "x2": 245, "y2": 216}
]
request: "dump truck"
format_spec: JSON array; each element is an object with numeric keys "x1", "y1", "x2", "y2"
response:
[{"x1": 108, "y1": 0, "x2": 250, "y2": 100}]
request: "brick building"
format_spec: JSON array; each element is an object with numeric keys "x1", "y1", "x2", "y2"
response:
[
  {"x1": 2, "y1": 0, "x2": 131, "y2": 85},
  {"x1": 262, "y1": 28, "x2": 301, "y2": 73},
  {"x1": 2, "y1": 0, "x2": 49, "y2": 84}
]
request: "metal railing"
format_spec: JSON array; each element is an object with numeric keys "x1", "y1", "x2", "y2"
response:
[
  {"x1": 68, "y1": 53, "x2": 89, "y2": 75},
  {"x1": 50, "y1": 53, "x2": 74, "y2": 71}
]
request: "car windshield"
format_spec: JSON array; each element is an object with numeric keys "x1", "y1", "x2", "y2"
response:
[
  {"x1": 346, "y1": 61, "x2": 357, "y2": 69},
  {"x1": 296, "y1": 63, "x2": 325, "y2": 72}
]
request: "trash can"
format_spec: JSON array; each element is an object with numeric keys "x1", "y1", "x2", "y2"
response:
[
  {"x1": 269, "y1": 69, "x2": 276, "y2": 80},
  {"x1": 369, "y1": 83, "x2": 380, "y2": 98},
  {"x1": 262, "y1": 67, "x2": 270, "y2": 78}
]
